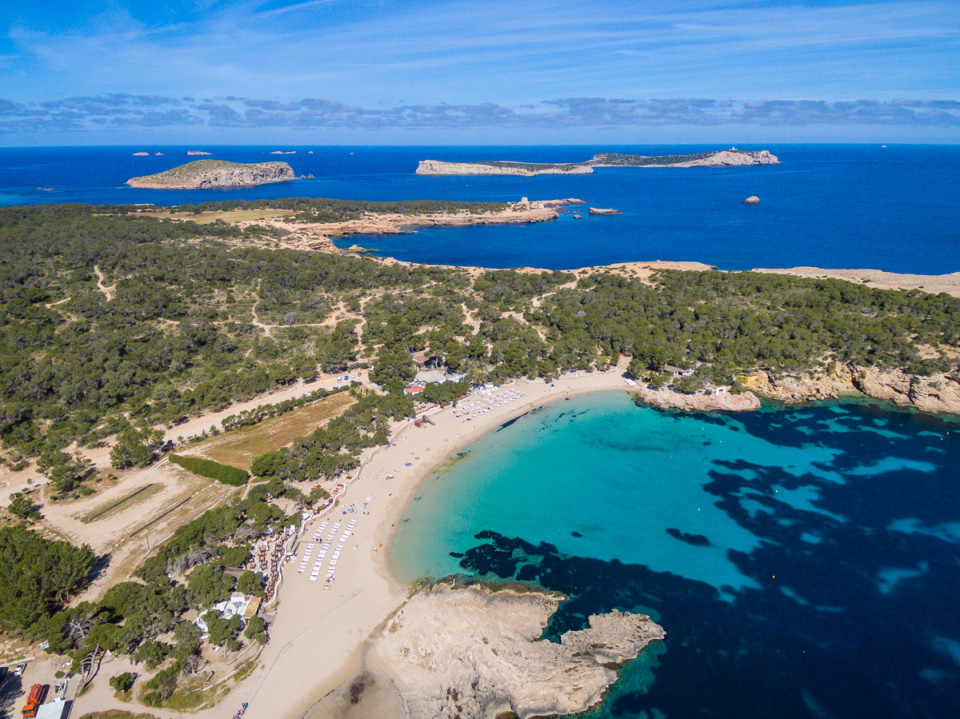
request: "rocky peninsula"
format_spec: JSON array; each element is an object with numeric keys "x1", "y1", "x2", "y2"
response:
[
  {"x1": 126, "y1": 159, "x2": 295, "y2": 189},
  {"x1": 416, "y1": 148, "x2": 779, "y2": 176},
  {"x1": 366, "y1": 583, "x2": 665, "y2": 719}
]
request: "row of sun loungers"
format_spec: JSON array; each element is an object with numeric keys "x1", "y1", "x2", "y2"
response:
[
  {"x1": 298, "y1": 517, "x2": 358, "y2": 588},
  {"x1": 452, "y1": 389, "x2": 527, "y2": 421}
]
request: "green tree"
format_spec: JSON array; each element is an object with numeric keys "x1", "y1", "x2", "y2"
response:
[
  {"x1": 7, "y1": 493, "x2": 39, "y2": 521},
  {"x1": 109, "y1": 672, "x2": 134, "y2": 693},
  {"x1": 236, "y1": 571, "x2": 264, "y2": 596}
]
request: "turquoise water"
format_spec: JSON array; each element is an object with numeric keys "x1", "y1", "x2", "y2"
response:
[{"x1": 391, "y1": 393, "x2": 960, "y2": 718}]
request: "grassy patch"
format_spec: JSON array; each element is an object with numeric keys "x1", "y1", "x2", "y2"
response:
[
  {"x1": 185, "y1": 392, "x2": 354, "y2": 470},
  {"x1": 78, "y1": 712, "x2": 158, "y2": 719},
  {"x1": 81, "y1": 484, "x2": 161, "y2": 523},
  {"x1": 161, "y1": 209, "x2": 296, "y2": 224},
  {"x1": 160, "y1": 676, "x2": 231, "y2": 712}
]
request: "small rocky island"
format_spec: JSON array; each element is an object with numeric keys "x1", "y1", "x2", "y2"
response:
[
  {"x1": 126, "y1": 160, "x2": 295, "y2": 189},
  {"x1": 417, "y1": 148, "x2": 779, "y2": 176},
  {"x1": 366, "y1": 583, "x2": 665, "y2": 719}
]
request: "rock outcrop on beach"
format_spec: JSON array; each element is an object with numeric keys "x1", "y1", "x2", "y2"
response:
[
  {"x1": 416, "y1": 149, "x2": 779, "y2": 176},
  {"x1": 634, "y1": 386, "x2": 762, "y2": 412},
  {"x1": 126, "y1": 160, "x2": 295, "y2": 189},
  {"x1": 367, "y1": 583, "x2": 665, "y2": 719}
]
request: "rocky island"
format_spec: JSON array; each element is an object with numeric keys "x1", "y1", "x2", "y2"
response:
[
  {"x1": 417, "y1": 148, "x2": 779, "y2": 176},
  {"x1": 126, "y1": 159, "x2": 295, "y2": 189},
  {"x1": 365, "y1": 583, "x2": 665, "y2": 719}
]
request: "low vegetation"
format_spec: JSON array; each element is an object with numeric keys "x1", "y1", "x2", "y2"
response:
[{"x1": 169, "y1": 455, "x2": 250, "y2": 485}]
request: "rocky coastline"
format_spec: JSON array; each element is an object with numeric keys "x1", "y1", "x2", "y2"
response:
[
  {"x1": 247, "y1": 199, "x2": 575, "y2": 251},
  {"x1": 741, "y1": 363, "x2": 960, "y2": 415},
  {"x1": 365, "y1": 583, "x2": 665, "y2": 719},
  {"x1": 126, "y1": 159, "x2": 295, "y2": 189}
]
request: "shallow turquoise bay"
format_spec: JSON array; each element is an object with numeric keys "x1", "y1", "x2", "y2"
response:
[{"x1": 390, "y1": 392, "x2": 960, "y2": 718}]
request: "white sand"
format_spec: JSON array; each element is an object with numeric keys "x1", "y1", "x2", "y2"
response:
[{"x1": 70, "y1": 363, "x2": 634, "y2": 719}]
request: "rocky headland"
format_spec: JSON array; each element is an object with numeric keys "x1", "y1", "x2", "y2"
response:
[
  {"x1": 126, "y1": 160, "x2": 295, "y2": 189},
  {"x1": 366, "y1": 583, "x2": 665, "y2": 719},
  {"x1": 246, "y1": 199, "x2": 575, "y2": 252},
  {"x1": 742, "y1": 363, "x2": 960, "y2": 414},
  {"x1": 416, "y1": 149, "x2": 779, "y2": 176}
]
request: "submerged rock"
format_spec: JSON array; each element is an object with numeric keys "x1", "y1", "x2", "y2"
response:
[{"x1": 367, "y1": 583, "x2": 665, "y2": 719}]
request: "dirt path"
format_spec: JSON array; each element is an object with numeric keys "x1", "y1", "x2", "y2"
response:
[{"x1": 93, "y1": 264, "x2": 116, "y2": 301}]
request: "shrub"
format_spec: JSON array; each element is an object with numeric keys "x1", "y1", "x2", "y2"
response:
[{"x1": 169, "y1": 455, "x2": 248, "y2": 486}]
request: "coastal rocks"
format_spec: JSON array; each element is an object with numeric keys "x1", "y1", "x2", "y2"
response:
[
  {"x1": 588, "y1": 207, "x2": 623, "y2": 215},
  {"x1": 741, "y1": 364, "x2": 960, "y2": 415},
  {"x1": 416, "y1": 160, "x2": 594, "y2": 176},
  {"x1": 743, "y1": 196, "x2": 761, "y2": 204},
  {"x1": 542, "y1": 198, "x2": 587, "y2": 207},
  {"x1": 367, "y1": 584, "x2": 665, "y2": 719},
  {"x1": 852, "y1": 367, "x2": 960, "y2": 414},
  {"x1": 126, "y1": 160, "x2": 296, "y2": 189},
  {"x1": 187, "y1": 150, "x2": 212, "y2": 155},
  {"x1": 740, "y1": 367, "x2": 853, "y2": 403},
  {"x1": 132, "y1": 152, "x2": 149, "y2": 156},
  {"x1": 634, "y1": 386, "x2": 761, "y2": 412}
]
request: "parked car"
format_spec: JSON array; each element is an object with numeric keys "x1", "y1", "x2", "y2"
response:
[{"x1": 14, "y1": 663, "x2": 26, "y2": 676}]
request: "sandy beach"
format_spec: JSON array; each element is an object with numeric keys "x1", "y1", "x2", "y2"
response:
[
  {"x1": 74, "y1": 362, "x2": 635, "y2": 719},
  {"x1": 238, "y1": 362, "x2": 635, "y2": 719}
]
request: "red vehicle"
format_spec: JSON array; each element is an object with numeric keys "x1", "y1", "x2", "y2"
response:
[{"x1": 21, "y1": 683, "x2": 47, "y2": 718}]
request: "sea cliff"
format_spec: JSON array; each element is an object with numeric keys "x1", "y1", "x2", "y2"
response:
[
  {"x1": 126, "y1": 159, "x2": 295, "y2": 189},
  {"x1": 366, "y1": 583, "x2": 665, "y2": 719}
]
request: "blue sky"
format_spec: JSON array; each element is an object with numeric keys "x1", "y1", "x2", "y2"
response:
[{"x1": 2, "y1": 0, "x2": 958, "y2": 144}]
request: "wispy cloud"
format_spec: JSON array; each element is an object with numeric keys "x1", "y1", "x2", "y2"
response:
[{"x1": 2, "y1": 94, "x2": 958, "y2": 134}]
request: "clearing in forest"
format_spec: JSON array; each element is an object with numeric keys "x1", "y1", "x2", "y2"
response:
[{"x1": 183, "y1": 391, "x2": 354, "y2": 469}]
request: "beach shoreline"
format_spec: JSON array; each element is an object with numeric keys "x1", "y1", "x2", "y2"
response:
[{"x1": 217, "y1": 365, "x2": 637, "y2": 719}]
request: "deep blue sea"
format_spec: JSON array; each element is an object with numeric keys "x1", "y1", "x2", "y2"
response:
[
  {"x1": 1, "y1": 144, "x2": 958, "y2": 272},
  {"x1": 392, "y1": 393, "x2": 960, "y2": 719}
]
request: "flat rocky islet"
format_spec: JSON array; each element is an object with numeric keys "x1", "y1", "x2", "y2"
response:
[
  {"x1": 416, "y1": 148, "x2": 779, "y2": 175},
  {"x1": 126, "y1": 159, "x2": 296, "y2": 189}
]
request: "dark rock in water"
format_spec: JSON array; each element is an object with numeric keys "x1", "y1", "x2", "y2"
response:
[
  {"x1": 666, "y1": 527, "x2": 711, "y2": 546},
  {"x1": 449, "y1": 551, "x2": 465, "y2": 558},
  {"x1": 571, "y1": 531, "x2": 583, "y2": 538}
]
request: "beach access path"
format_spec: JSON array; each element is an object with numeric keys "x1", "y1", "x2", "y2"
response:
[{"x1": 71, "y1": 361, "x2": 635, "y2": 719}]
